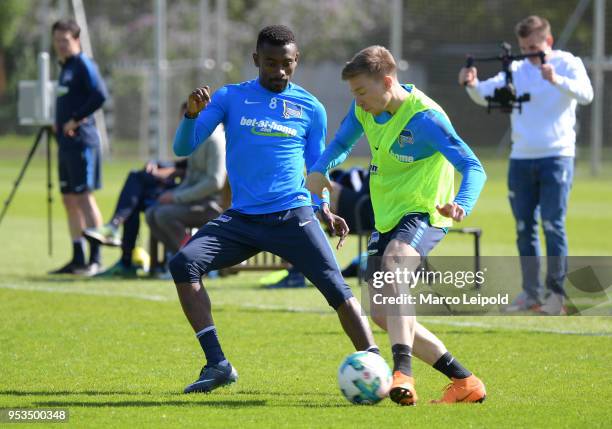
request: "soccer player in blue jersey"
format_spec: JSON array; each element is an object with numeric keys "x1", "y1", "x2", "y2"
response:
[
  {"x1": 170, "y1": 25, "x2": 378, "y2": 394},
  {"x1": 307, "y1": 46, "x2": 487, "y2": 405},
  {"x1": 49, "y1": 19, "x2": 107, "y2": 275}
]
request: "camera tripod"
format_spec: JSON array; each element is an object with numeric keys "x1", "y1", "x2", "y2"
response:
[{"x1": 0, "y1": 126, "x2": 54, "y2": 255}]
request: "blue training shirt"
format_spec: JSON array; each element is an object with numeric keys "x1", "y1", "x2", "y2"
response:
[
  {"x1": 311, "y1": 87, "x2": 486, "y2": 216},
  {"x1": 55, "y1": 52, "x2": 107, "y2": 150},
  {"x1": 174, "y1": 78, "x2": 329, "y2": 215}
]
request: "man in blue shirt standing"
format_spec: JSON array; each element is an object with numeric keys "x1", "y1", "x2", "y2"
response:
[
  {"x1": 49, "y1": 19, "x2": 107, "y2": 275},
  {"x1": 170, "y1": 25, "x2": 379, "y2": 394}
]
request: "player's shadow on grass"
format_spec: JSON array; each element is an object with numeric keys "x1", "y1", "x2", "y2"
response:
[
  {"x1": 6, "y1": 391, "x2": 345, "y2": 408},
  {"x1": 234, "y1": 389, "x2": 338, "y2": 397},
  {"x1": 0, "y1": 390, "x2": 152, "y2": 396},
  {"x1": 34, "y1": 400, "x2": 267, "y2": 408},
  {"x1": 24, "y1": 275, "x2": 91, "y2": 284},
  {"x1": 34, "y1": 400, "x2": 346, "y2": 409},
  {"x1": 25, "y1": 275, "x2": 151, "y2": 284}
]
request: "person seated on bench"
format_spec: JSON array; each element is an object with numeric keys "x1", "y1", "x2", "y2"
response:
[
  {"x1": 84, "y1": 103, "x2": 226, "y2": 277},
  {"x1": 145, "y1": 130, "x2": 226, "y2": 277}
]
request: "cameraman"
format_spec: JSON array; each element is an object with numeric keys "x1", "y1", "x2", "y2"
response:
[{"x1": 458, "y1": 15, "x2": 593, "y2": 314}]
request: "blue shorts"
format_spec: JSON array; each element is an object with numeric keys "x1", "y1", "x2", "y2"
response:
[
  {"x1": 366, "y1": 213, "x2": 446, "y2": 276},
  {"x1": 58, "y1": 146, "x2": 102, "y2": 194},
  {"x1": 169, "y1": 206, "x2": 353, "y2": 309}
]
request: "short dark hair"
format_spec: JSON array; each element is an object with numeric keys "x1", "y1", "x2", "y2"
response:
[
  {"x1": 515, "y1": 15, "x2": 551, "y2": 40},
  {"x1": 342, "y1": 46, "x2": 397, "y2": 80},
  {"x1": 256, "y1": 25, "x2": 296, "y2": 51},
  {"x1": 52, "y1": 19, "x2": 81, "y2": 38}
]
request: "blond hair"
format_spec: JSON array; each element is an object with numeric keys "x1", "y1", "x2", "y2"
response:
[
  {"x1": 515, "y1": 15, "x2": 551, "y2": 40},
  {"x1": 341, "y1": 45, "x2": 396, "y2": 80}
]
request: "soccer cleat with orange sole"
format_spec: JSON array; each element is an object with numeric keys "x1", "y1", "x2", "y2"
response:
[
  {"x1": 389, "y1": 371, "x2": 418, "y2": 406},
  {"x1": 431, "y1": 374, "x2": 486, "y2": 404}
]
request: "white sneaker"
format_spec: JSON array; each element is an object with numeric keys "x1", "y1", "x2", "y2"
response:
[
  {"x1": 539, "y1": 292, "x2": 567, "y2": 315},
  {"x1": 502, "y1": 291, "x2": 541, "y2": 313}
]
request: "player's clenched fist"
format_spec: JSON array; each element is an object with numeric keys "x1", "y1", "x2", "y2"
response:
[
  {"x1": 436, "y1": 202, "x2": 466, "y2": 222},
  {"x1": 186, "y1": 85, "x2": 211, "y2": 118}
]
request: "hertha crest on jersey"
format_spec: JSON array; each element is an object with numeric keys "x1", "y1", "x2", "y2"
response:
[
  {"x1": 282, "y1": 100, "x2": 303, "y2": 119},
  {"x1": 398, "y1": 129, "x2": 414, "y2": 147}
]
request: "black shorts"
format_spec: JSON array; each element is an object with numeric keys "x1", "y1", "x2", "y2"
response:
[
  {"x1": 58, "y1": 146, "x2": 101, "y2": 194},
  {"x1": 366, "y1": 213, "x2": 446, "y2": 277},
  {"x1": 170, "y1": 206, "x2": 353, "y2": 309}
]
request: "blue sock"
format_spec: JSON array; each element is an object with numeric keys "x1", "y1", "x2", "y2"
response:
[
  {"x1": 72, "y1": 239, "x2": 86, "y2": 266},
  {"x1": 196, "y1": 326, "x2": 226, "y2": 366}
]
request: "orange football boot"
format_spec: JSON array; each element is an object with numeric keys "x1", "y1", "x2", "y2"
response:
[
  {"x1": 431, "y1": 374, "x2": 486, "y2": 404},
  {"x1": 389, "y1": 371, "x2": 418, "y2": 406}
]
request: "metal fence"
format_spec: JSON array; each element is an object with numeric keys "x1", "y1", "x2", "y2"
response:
[{"x1": 6, "y1": 0, "x2": 611, "y2": 169}]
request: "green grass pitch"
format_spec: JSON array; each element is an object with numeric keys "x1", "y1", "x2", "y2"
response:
[{"x1": 1, "y1": 135, "x2": 611, "y2": 428}]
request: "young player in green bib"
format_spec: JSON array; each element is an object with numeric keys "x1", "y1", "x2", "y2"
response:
[{"x1": 308, "y1": 46, "x2": 487, "y2": 405}]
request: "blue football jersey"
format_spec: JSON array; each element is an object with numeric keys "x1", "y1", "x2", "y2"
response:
[{"x1": 174, "y1": 79, "x2": 328, "y2": 214}]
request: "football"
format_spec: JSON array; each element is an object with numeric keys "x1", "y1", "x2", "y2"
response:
[{"x1": 337, "y1": 351, "x2": 392, "y2": 405}]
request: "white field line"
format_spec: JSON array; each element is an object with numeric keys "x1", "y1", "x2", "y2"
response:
[
  {"x1": 0, "y1": 283, "x2": 170, "y2": 302},
  {"x1": 1, "y1": 283, "x2": 611, "y2": 337},
  {"x1": 422, "y1": 319, "x2": 612, "y2": 337}
]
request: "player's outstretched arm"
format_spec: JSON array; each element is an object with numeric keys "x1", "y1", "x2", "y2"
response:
[
  {"x1": 308, "y1": 102, "x2": 364, "y2": 186},
  {"x1": 174, "y1": 85, "x2": 226, "y2": 157},
  {"x1": 418, "y1": 110, "x2": 487, "y2": 217}
]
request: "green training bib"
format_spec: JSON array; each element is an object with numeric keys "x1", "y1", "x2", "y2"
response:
[{"x1": 354, "y1": 85, "x2": 454, "y2": 232}]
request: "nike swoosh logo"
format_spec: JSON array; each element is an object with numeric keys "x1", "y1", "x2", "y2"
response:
[
  {"x1": 298, "y1": 220, "x2": 312, "y2": 227},
  {"x1": 446, "y1": 358, "x2": 454, "y2": 366},
  {"x1": 244, "y1": 99, "x2": 261, "y2": 104},
  {"x1": 195, "y1": 379, "x2": 216, "y2": 384}
]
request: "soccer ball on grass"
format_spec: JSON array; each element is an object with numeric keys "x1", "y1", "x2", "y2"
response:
[{"x1": 337, "y1": 351, "x2": 392, "y2": 405}]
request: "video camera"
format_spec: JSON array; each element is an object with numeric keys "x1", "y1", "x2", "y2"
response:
[{"x1": 464, "y1": 42, "x2": 545, "y2": 114}]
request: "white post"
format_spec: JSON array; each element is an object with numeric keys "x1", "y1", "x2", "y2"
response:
[
  {"x1": 390, "y1": 0, "x2": 403, "y2": 61},
  {"x1": 40, "y1": 0, "x2": 51, "y2": 54},
  {"x1": 590, "y1": 0, "x2": 605, "y2": 176},
  {"x1": 216, "y1": 0, "x2": 227, "y2": 82},
  {"x1": 71, "y1": 0, "x2": 110, "y2": 154},
  {"x1": 38, "y1": 53, "x2": 51, "y2": 124},
  {"x1": 199, "y1": 0, "x2": 210, "y2": 68},
  {"x1": 155, "y1": 0, "x2": 168, "y2": 160},
  {"x1": 58, "y1": 0, "x2": 69, "y2": 22}
]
